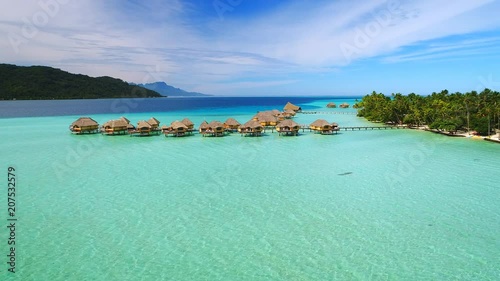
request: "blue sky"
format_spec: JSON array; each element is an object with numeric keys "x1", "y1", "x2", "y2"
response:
[{"x1": 1, "y1": 0, "x2": 500, "y2": 96}]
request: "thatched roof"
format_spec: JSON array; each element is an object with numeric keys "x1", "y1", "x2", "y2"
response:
[
  {"x1": 120, "y1": 116, "x2": 130, "y2": 124},
  {"x1": 326, "y1": 102, "x2": 337, "y2": 108},
  {"x1": 147, "y1": 117, "x2": 160, "y2": 126},
  {"x1": 283, "y1": 102, "x2": 301, "y2": 111},
  {"x1": 127, "y1": 123, "x2": 135, "y2": 129},
  {"x1": 270, "y1": 109, "x2": 281, "y2": 116},
  {"x1": 71, "y1": 117, "x2": 98, "y2": 127},
  {"x1": 277, "y1": 119, "x2": 299, "y2": 128},
  {"x1": 161, "y1": 125, "x2": 169, "y2": 130},
  {"x1": 104, "y1": 118, "x2": 128, "y2": 128},
  {"x1": 241, "y1": 120, "x2": 262, "y2": 129},
  {"x1": 340, "y1": 103, "x2": 350, "y2": 108},
  {"x1": 171, "y1": 121, "x2": 188, "y2": 129},
  {"x1": 331, "y1": 122, "x2": 339, "y2": 127},
  {"x1": 224, "y1": 118, "x2": 241, "y2": 126},
  {"x1": 207, "y1": 121, "x2": 224, "y2": 128},
  {"x1": 137, "y1": 120, "x2": 152, "y2": 129},
  {"x1": 310, "y1": 119, "x2": 331, "y2": 127},
  {"x1": 258, "y1": 114, "x2": 277, "y2": 123},
  {"x1": 181, "y1": 118, "x2": 194, "y2": 127},
  {"x1": 199, "y1": 121, "x2": 209, "y2": 129}
]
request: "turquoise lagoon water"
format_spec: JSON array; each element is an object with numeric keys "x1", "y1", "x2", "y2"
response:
[{"x1": 0, "y1": 98, "x2": 499, "y2": 280}]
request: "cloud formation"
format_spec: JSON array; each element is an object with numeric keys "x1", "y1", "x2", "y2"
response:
[{"x1": 1, "y1": 0, "x2": 499, "y2": 95}]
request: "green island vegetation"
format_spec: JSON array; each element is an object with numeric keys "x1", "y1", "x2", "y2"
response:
[
  {"x1": 0, "y1": 64, "x2": 162, "y2": 100},
  {"x1": 354, "y1": 89, "x2": 500, "y2": 135}
]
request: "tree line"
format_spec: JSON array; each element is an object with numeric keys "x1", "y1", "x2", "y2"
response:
[
  {"x1": 0, "y1": 64, "x2": 162, "y2": 100},
  {"x1": 354, "y1": 89, "x2": 500, "y2": 135}
]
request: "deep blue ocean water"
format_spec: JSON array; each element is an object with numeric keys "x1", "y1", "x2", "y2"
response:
[{"x1": 0, "y1": 96, "x2": 360, "y2": 118}]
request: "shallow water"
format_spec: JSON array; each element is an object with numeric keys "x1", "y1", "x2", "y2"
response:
[{"x1": 0, "y1": 98, "x2": 499, "y2": 280}]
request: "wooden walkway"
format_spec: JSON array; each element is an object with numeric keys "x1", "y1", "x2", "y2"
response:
[
  {"x1": 263, "y1": 125, "x2": 407, "y2": 133},
  {"x1": 338, "y1": 126, "x2": 408, "y2": 131}
]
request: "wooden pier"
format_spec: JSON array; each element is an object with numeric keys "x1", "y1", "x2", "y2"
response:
[
  {"x1": 338, "y1": 126, "x2": 408, "y2": 131},
  {"x1": 262, "y1": 125, "x2": 407, "y2": 133}
]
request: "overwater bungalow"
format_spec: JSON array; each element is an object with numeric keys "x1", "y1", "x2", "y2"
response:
[
  {"x1": 147, "y1": 117, "x2": 161, "y2": 134},
  {"x1": 132, "y1": 120, "x2": 154, "y2": 136},
  {"x1": 120, "y1": 116, "x2": 131, "y2": 124},
  {"x1": 69, "y1": 117, "x2": 99, "y2": 134},
  {"x1": 253, "y1": 112, "x2": 278, "y2": 126},
  {"x1": 181, "y1": 118, "x2": 195, "y2": 133},
  {"x1": 310, "y1": 119, "x2": 337, "y2": 134},
  {"x1": 340, "y1": 103, "x2": 350, "y2": 108},
  {"x1": 199, "y1": 121, "x2": 209, "y2": 134},
  {"x1": 283, "y1": 102, "x2": 302, "y2": 112},
  {"x1": 102, "y1": 118, "x2": 129, "y2": 135},
  {"x1": 164, "y1": 121, "x2": 189, "y2": 137},
  {"x1": 205, "y1": 121, "x2": 226, "y2": 137},
  {"x1": 224, "y1": 118, "x2": 241, "y2": 132},
  {"x1": 285, "y1": 109, "x2": 296, "y2": 116},
  {"x1": 276, "y1": 119, "x2": 300, "y2": 136},
  {"x1": 276, "y1": 113, "x2": 286, "y2": 121},
  {"x1": 238, "y1": 120, "x2": 264, "y2": 137},
  {"x1": 270, "y1": 109, "x2": 281, "y2": 116},
  {"x1": 326, "y1": 102, "x2": 337, "y2": 108}
]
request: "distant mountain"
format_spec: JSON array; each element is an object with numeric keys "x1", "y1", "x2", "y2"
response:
[
  {"x1": 0, "y1": 64, "x2": 162, "y2": 100},
  {"x1": 136, "y1": 82, "x2": 209, "y2": 97}
]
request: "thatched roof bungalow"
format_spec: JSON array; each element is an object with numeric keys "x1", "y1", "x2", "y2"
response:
[
  {"x1": 238, "y1": 120, "x2": 263, "y2": 137},
  {"x1": 276, "y1": 119, "x2": 300, "y2": 136},
  {"x1": 283, "y1": 102, "x2": 302, "y2": 112},
  {"x1": 270, "y1": 109, "x2": 281, "y2": 116},
  {"x1": 284, "y1": 109, "x2": 296, "y2": 116},
  {"x1": 253, "y1": 112, "x2": 278, "y2": 126},
  {"x1": 69, "y1": 117, "x2": 99, "y2": 134},
  {"x1": 339, "y1": 103, "x2": 350, "y2": 108},
  {"x1": 199, "y1": 121, "x2": 209, "y2": 133},
  {"x1": 147, "y1": 117, "x2": 161, "y2": 129},
  {"x1": 133, "y1": 120, "x2": 153, "y2": 136},
  {"x1": 224, "y1": 118, "x2": 241, "y2": 132},
  {"x1": 310, "y1": 119, "x2": 335, "y2": 134},
  {"x1": 102, "y1": 118, "x2": 129, "y2": 135},
  {"x1": 326, "y1": 102, "x2": 337, "y2": 108},
  {"x1": 206, "y1": 121, "x2": 225, "y2": 137},
  {"x1": 165, "y1": 121, "x2": 189, "y2": 137},
  {"x1": 181, "y1": 118, "x2": 195, "y2": 131}
]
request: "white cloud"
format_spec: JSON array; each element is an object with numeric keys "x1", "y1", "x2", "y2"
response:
[{"x1": 0, "y1": 0, "x2": 499, "y2": 95}]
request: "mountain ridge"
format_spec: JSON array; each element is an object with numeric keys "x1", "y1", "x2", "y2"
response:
[
  {"x1": 0, "y1": 64, "x2": 162, "y2": 100},
  {"x1": 136, "y1": 81, "x2": 210, "y2": 97}
]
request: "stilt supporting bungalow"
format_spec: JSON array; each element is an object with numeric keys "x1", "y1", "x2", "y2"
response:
[
  {"x1": 310, "y1": 119, "x2": 339, "y2": 135},
  {"x1": 200, "y1": 121, "x2": 226, "y2": 137},
  {"x1": 276, "y1": 119, "x2": 300, "y2": 136},
  {"x1": 224, "y1": 118, "x2": 241, "y2": 133},
  {"x1": 69, "y1": 117, "x2": 99, "y2": 134},
  {"x1": 238, "y1": 120, "x2": 264, "y2": 137},
  {"x1": 163, "y1": 121, "x2": 190, "y2": 137},
  {"x1": 102, "y1": 118, "x2": 129, "y2": 135}
]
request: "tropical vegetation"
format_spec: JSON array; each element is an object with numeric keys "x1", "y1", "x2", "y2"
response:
[
  {"x1": 0, "y1": 64, "x2": 162, "y2": 100},
  {"x1": 354, "y1": 89, "x2": 500, "y2": 135}
]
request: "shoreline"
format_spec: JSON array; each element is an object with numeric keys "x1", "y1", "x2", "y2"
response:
[{"x1": 404, "y1": 125, "x2": 500, "y2": 144}]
